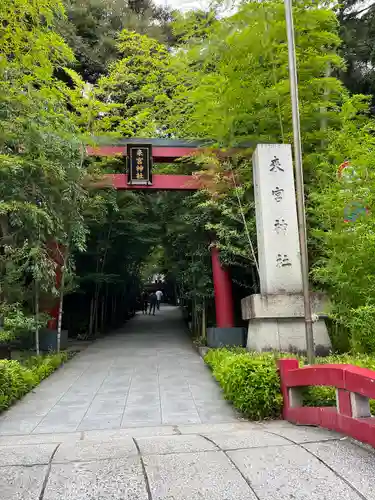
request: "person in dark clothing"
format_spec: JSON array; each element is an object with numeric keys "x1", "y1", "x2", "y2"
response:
[
  {"x1": 149, "y1": 292, "x2": 157, "y2": 315},
  {"x1": 141, "y1": 290, "x2": 149, "y2": 315}
]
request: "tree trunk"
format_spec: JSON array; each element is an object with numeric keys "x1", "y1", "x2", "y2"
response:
[
  {"x1": 103, "y1": 284, "x2": 108, "y2": 332},
  {"x1": 94, "y1": 294, "x2": 99, "y2": 336},
  {"x1": 201, "y1": 299, "x2": 206, "y2": 343},
  {"x1": 35, "y1": 281, "x2": 40, "y2": 355},
  {"x1": 88, "y1": 296, "x2": 94, "y2": 337},
  {"x1": 56, "y1": 269, "x2": 65, "y2": 353}
]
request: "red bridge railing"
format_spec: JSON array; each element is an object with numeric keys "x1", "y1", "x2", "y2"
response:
[{"x1": 278, "y1": 359, "x2": 375, "y2": 447}]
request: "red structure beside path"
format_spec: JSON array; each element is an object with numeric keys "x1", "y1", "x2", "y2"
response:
[
  {"x1": 46, "y1": 242, "x2": 65, "y2": 330},
  {"x1": 110, "y1": 174, "x2": 201, "y2": 191},
  {"x1": 278, "y1": 359, "x2": 375, "y2": 448},
  {"x1": 211, "y1": 247, "x2": 235, "y2": 328},
  {"x1": 86, "y1": 145, "x2": 199, "y2": 163}
]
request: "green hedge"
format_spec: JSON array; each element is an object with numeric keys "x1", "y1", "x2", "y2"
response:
[
  {"x1": 0, "y1": 352, "x2": 68, "y2": 412},
  {"x1": 204, "y1": 349, "x2": 283, "y2": 420},
  {"x1": 204, "y1": 348, "x2": 375, "y2": 420}
]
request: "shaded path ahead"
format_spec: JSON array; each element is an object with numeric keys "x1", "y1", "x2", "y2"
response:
[
  {"x1": 0, "y1": 306, "x2": 237, "y2": 434},
  {"x1": 1, "y1": 306, "x2": 375, "y2": 499}
]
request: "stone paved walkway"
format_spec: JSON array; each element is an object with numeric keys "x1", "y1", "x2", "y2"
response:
[
  {"x1": 1, "y1": 305, "x2": 375, "y2": 499},
  {"x1": 1, "y1": 421, "x2": 375, "y2": 499},
  {"x1": 0, "y1": 306, "x2": 237, "y2": 435}
]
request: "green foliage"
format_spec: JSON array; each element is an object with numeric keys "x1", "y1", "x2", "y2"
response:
[
  {"x1": 97, "y1": 29, "x2": 179, "y2": 136},
  {"x1": 0, "y1": 331, "x2": 14, "y2": 345},
  {"x1": 0, "y1": 0, "x2": 94, "y2": 331},
  {"x1": 57, "y1": 0, "x2": 173, "y2": 82},
  {"x1": 205, "y1": 348, "x2": 283, "y2": 420},
  {"x1": 2, "y1": 305, "x2": 48, "y2": 337},
  {"x1": 338, "y1": 1, "x2": 375, "y2": 98},
  {"x1": 167, "y1": 0, "x2": 345, "y2": 147},
  {"x1": 310, "y1": 96, "x2": 375, "y2": 352},
  {"x1": 205, "y1": 349, "x2": 375, "y2": 419},
  {"x1": 2, "y1": 0, "x2": 375, "y2": 356},
  {"x1": 0, "y1": 352, "x2": 68, "y2": 411}
]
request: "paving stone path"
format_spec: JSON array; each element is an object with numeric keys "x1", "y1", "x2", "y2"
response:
[
  {"x1": 0, "y1": 306, "x2": 237, "y2": 435},
  {"x1": 1, "y1": 305, "x2": 375, "y2": 499}
]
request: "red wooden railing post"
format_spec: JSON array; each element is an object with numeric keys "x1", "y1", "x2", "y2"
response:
[
  {"x1": 278, "y1": 359, "x2": 299, "y2": 419},
  {"x1": 336, "y1": 389, "x2": 352, "y2": 417},
  {"x1": 278, "y1": 359, "x2": 375, "y2": 448}
]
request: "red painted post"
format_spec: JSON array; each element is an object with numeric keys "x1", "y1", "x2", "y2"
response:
[
  {"x1": 211, "y1": 246, "x2": 234, "y2": 328},
  {"x1": 46, "y1": 242, "x2": 64, "y2": 329},
  {"x1": 278, "y1": 359, "x2": 300, "y2": 418},
  {"x1": 337, "y1": 389, "x2": 353, "y2": 417}
]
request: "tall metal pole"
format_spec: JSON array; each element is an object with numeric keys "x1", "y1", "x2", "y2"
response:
[{"x1": 284, "y1": 0, "x2": 315, "y2": 363}]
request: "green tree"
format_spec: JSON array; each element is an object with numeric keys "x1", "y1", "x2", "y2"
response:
[
  {"x1": 168, "y1": 0, "x2": 345, "y2": 149},
  {"x1": 57, "y1": 0, "x2": 173, "y2": 82},
  {"x1": 338, "y1": 1, "x2": 375, "y2": 99},
  {"x1": 0, "y1": 0, "x2": 89, "y2": 350},
  {"x1": 310, "y1": 95, "x2": 375, "y2": 352},
  {"x1": 97, "y1": 29, "x2": 181, "y2": 137}
]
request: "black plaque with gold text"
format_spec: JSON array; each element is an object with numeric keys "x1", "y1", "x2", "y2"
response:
[{"x1": 127, "y1": 144, "x2": 152, "y2": 185}]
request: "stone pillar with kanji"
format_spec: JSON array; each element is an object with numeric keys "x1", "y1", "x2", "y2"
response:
[{"x1": 241, "y1": 144, "x2": 331, "y2": 354}]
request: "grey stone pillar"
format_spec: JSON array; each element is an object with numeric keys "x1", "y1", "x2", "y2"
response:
[{"x1": 241, "y1": 144, "x2": 331, "y2": 354}]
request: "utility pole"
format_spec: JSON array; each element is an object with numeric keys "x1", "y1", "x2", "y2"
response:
[{"x1": 284, "y1": 0, "x2": 315, "y2": 363}]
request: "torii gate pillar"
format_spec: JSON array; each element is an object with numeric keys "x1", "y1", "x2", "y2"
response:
[
  {"x1": 211, "y1": 246, "x2": 234, "y2": 328},
  {"x1": 208, "y1": 246, "x2": 245, "y2": 346}
]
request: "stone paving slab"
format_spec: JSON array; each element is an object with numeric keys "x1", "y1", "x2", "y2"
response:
[
  {"x1": 177, "y1": 421, "x2": 260, "y2": 434},
  {"x1": 0, "y1": 416, "x2": 43, "y2": 435},
  {"x1": 77, "y1": 413, "x2": 123, "y2": 431},
  {"x1": 228, "y1": 445, "x2": 363, "y2": 500},
  {"x1": 0, "y1": 424, "x2": 374, "y2": 499},
  {"x1": 135, "y1": 434, "x2": 218, "y2": 455},
  {"x1": 43, "y1": 457, "x2": 148, "y2": 500},
  {"x1": 0, "y1": 442, "x2": 56, "y2": 466},
  {"x1": 304, "y1": 439, "x2": 375, "y2": 499},
  {"x1": 84, "y1": 426, "x2": 178, "y2": 441},
  {"x1": 143, "y1": 450, "x2": 257, "y2": 500},
  {"x1": 0, "y1": 465, "x2": 47, "y2": 500},
  {"x1": 260, "y1": 421, "x2": 343, "y2": 443},
  {"x1": 53, "y1": 437, "x2": 137, "y2": 463},
  {"x1": 0, "y1": 431, "x2": 82, "y2": 446},
  {"x1": 203, "y1": 429, "x2": 291, "y2": 450}
]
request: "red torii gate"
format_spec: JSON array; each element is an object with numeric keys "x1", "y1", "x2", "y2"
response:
[{"x1": 85, "y1": 138, "x2": 235, "y2": 330}]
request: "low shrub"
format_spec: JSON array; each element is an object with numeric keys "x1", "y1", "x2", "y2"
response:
[
  {"x1": 204, "y1": 348, "x2": 375, "y2": 420},
  {"x1": 205, "y1": 348, "x2": 283, "y2": 420},
  {"x1": 0, "y1": 352, "x2": 68, "y2": 412}
]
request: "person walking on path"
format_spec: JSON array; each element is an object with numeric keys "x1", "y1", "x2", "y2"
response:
[
  {"x1": 156, "y1": 289, "x2": 163, "y2": 310},
  {"x1": 149, "y1": 292, "x2": 157, "y2": 315},
  {"x1": 141, "y1": 290, "x2": 149, "y2": 315}
]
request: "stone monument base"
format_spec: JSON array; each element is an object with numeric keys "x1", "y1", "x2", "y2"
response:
[
  {"x1": 207, "y1": 327, "x2": 246, "y2": 348},
  {"x1": 40, "y1": 328, "x2": 68, "y2": 351},
  {"x1": 241, "y1": 293, "x2": 331, "y2": 355}
]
